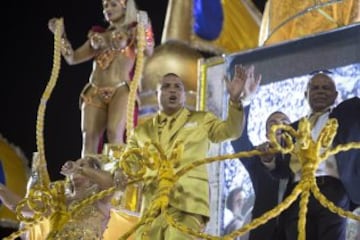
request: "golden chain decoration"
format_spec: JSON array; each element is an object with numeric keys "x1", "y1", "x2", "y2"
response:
[
  {"x1": 5, "y1": 115, "x2": 358, "y2": 239},
  {"x1": 5, "y1": 115, "x2": 358, "y2": 240},
  {"x1": 3, "y1": 187, "x2": 52, "y2": 240},
  {"x1": 125, "y1": 11, "x2": 146, "y2": 138},
  {"x1": 36, "y1": 19, "x2": 63, "y2": 183},
  {"x1": 16, "y1": 188, "x2": 53, "y2": 224},
  {"x1": 3, "y1": 181, "x2": 66, "y2": 240},
  {"x1": 38, "y1": 181, "x2": 69, "y2": 240},
  {"x1": 68, "y1": 186, "x2": 116, "y2": 213},
  {"x1": 116, "y1": 142, "x2": 183, "y2": 240},
  {"x1": 115, "y1": 117, "x2": 359, "y2": 240},
  {"x1": 45, "y1": 184, "x2": 116, "y2": 239},
  {"x1": 3, "y1": 18, "x2": 64, "y2": 240}
]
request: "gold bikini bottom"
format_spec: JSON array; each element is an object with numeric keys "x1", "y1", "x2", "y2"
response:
[{"x1": 80, "y1": 81, "x2": 129, "y2": 109}]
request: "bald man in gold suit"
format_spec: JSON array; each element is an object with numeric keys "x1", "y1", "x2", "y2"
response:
[{"x1": 125, "y1": 65, "x2": 261, "y2": 240}]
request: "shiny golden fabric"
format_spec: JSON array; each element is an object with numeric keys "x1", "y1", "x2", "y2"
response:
[
  {"x1": 126, "y1": 103, "x2": 245, "y2": 220},
  {"x1": 102, "y1": 210, "x2": 138, "y2": 240},
  {"x1": 48, "y1": 203, "x2": 106, "y2": 239},
  {"x1": 259, "y1": 0, "x2": 360, "y2": 46},
  {"x1": 22, "y1": 219, "x2": 49, "y2": 240},
  {"x1": 20, "y1": 208, "x2": 139, "y2": 240}
]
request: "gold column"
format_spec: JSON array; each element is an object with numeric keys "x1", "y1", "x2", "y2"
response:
[{"x1": 161, "y1": 0, "x2": 193, "y2": 43}]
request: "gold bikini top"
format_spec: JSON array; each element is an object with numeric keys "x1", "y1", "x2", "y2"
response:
[
  {"x1": 95, "y1": 22, "x2": 137, "y2": 70},
  {"x1": 48, "y1": 185, "x2": 109, "y2": 239}
]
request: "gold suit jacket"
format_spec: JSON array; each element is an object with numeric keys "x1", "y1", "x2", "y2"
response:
[{"x1": 126, "y1": 102, "x2": 245, "y2": 217}]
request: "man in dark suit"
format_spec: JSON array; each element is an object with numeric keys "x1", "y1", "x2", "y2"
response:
[
  {"x1": 232, "y1": 109, "x2": 290, "y2": 240},
  {"x1": 266, "y1": 72, "x2": 360, "y2": 240}
]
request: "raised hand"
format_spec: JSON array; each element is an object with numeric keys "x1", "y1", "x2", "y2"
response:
[
  {"x1": 225, "y1": 64, "x2": 246, "y2": 102},
  {"x1": 60, "y1": 160, "x2": 77, "y2": 176},
  {"x1": 243, "y1": 64, "x2": 262, "y2": 101},
  {"x1": 256, "y1": 142, "x2": 273, "y2": 162},
  {"x1": 225, "y1": 64, "x2": 261, "y2": 103},
  {"x1": 48, "y1": 17, "x2": 64, "y2": 36}
]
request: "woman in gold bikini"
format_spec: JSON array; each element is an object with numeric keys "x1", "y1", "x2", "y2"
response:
[
  {"x1": 48, "y1": 0, "x2": 154, "y2": 156},
  {"x1": 48, "y1": 156, "x2": 114, "y2": 239},
  {"x1": 0, "y1": 156, "x2": 114, "y2": 240}
]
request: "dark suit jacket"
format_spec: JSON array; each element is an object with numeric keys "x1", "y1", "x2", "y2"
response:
[
  {"x1": 273, "y1": 97, "x2": 360, "y2": 206},
  {"x1": 232, "y1": 106, "x2": 281, "y2": 240}
]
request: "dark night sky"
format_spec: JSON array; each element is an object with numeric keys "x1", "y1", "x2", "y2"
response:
[{"x1": 1, "y1": 0, "x2": 266, "y2": 181}]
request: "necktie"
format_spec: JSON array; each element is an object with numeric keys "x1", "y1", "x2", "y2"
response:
[
  {"x1": 289, "y1": 154, "x2": 301, "y2": 174},
  {"x1": 308, "y1": 111, "x2": 324, "y2": 128},
  {"x1": 159, "y1": 116, "x2": 174, "y2": 147},
  {"x1": 289, "y1": 111, "x2": 326, "y2": 173}
]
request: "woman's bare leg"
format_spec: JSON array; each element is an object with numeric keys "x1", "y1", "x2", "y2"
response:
[
  {"x1": 81, "y1": 104, "x2": 107, "y2": 156},
  {"x1": 107, "y1": 86, "x2": 129, "y2": 145}
]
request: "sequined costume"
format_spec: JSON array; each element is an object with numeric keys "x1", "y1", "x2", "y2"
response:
[
  {"x1": 80, "y1": 82, "x2": 129, "y2": 109},
  {"x1": 47, "y1": 185, "x2": 110, "y2": 240},
  {"x1": 49, "y1": 204, "x2": 109, "y2": 239},
  {"x1": 78, "y1": 22, "x2": 137, "y2": 110}
]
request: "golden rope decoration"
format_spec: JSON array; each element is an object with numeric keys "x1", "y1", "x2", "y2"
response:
[
  {"x1": 125, "y1": 11, "x2": 147, "y2": 138},
  {"x1": 113, "y1": 117, "x2": 359, "y2": 240},
  {"x1": 4, "y1": 112, "x2": 359, "y2": 239},
  {"x1": 35, "y1": 19, "x2": 63, "y2": 184}
]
